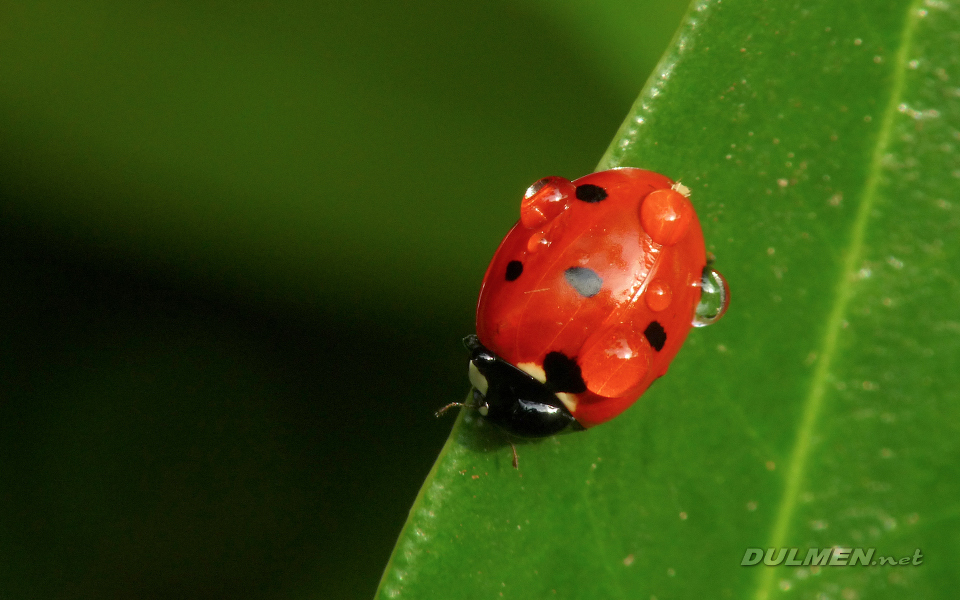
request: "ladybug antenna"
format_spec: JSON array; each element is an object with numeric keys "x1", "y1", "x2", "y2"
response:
[
  {"x1": 436, "y1": 392, "x2": 490, "y2": 418},
  {"x1": 434, "y1": 402, "x2": 467, "y2": 418}
]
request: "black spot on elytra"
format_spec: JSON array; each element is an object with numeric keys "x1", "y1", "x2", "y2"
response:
[
  {"x1": 505, "y1": 260, "x2": 523, "y2": 281},
  {"x1": 543, "y1": 352, "x2": 587, "y2": 394},
  {"x1": 644, "y1": 321, "x2": 667, "y2": 352},
  {"x1": 575, "y1": 184, "x2": 607, "y2": 203},
  {"x1": 564, "y1": 267, "x2": 602, "y2": 297}
]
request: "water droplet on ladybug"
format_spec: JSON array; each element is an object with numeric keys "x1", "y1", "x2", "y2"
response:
[
  {"x1": 520, "y1": 176, "x2": 575, "y2": 229},
  {"x1": 693, "y1": 267, "x2": 730, "y2": 327},
  {"x1": 640, "y1": 188, "x2": 694, "y2": 246},
  {"x1": 526, "y1": 231, "x2": 550, "y2": 252},
  {"x1": 645, "y1": 280, "x2": 672, "y2": 312},
  {"x1": 579, "y1": 327, "x2": 650, "y2": 398}
]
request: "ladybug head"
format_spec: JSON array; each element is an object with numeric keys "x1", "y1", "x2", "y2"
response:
[{"x1": 463, "y1": 335, "x2": 583, "y2": 438}]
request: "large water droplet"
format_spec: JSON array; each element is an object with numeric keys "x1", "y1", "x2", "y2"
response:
[
  {"x1": 640, "y1": 188, "x2": 694, "y2": 246},
  {"x1": 693, "y1": 267, "x2": 729, "y2": 327}
]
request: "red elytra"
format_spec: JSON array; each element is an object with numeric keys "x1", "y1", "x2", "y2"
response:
[{"x1": 475, "y1": 167, "x2": 707, "y2": 428}]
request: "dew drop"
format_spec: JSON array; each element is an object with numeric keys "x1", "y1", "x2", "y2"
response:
[
  {"x1": 520, "y1": 176, "x2": 574, "y2": 229},
  {"x1": 645, "y1": 280, "x2": 672, "y2": 312},
  {"x1": 526, "y1": 231, "x2": 549, "y2": 253},
  {"x1": 640, "y1": 188, "x2": 694, "y2": 246},
  {"x1": 693, "y1": 267, "x2": 730, "y2": 327}
]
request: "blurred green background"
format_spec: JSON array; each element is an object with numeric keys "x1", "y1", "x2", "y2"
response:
[{"x1": 0, "y1": 1, "x2": 688, "y2": 598}]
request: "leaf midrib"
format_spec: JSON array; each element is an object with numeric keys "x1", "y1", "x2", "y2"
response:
[{"x1": 752, "y1": 1, "x2": 923, "y2": 598}]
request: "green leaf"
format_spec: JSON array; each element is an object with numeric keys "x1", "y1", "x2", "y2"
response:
[{"x1": 377, "y1": 0, "x2": 960, "y2": 598}]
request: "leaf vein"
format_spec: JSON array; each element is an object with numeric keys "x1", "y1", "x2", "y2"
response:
[{"x1": 752, "y1": 2, "x2": 924, "y2": 598}]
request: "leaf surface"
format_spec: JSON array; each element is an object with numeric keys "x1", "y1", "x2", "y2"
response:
[{"x1": 377, "y1": 0, "x2": 960, "y2": 598}]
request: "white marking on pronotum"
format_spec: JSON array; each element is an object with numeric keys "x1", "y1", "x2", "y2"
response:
[
  {"x1": 517, "y1": 362, "x2": 578, "y2": 412},
  {"x1": 517, "y1": 362, "x2": 546, "y2": 383},
  {"x1": 468, "y1": 361, "x2": 489, "y2": 396},
  {"x1": 555, "y1": 392, "x2": 578, "y2": 413}
]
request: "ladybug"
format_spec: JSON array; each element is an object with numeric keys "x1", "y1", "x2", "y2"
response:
[{"x1": 444, "y1": 168, "x2": 729, "y2": 441}]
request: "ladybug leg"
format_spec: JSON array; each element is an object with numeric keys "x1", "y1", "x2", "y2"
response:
[{"x1": 509, "y1": 441, "x2": 519, "y2": 470}]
